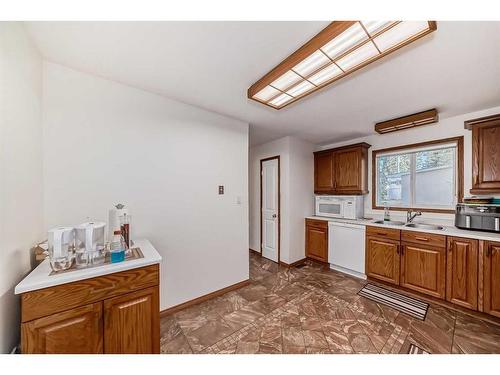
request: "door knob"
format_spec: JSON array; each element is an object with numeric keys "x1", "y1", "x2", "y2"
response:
[{"x1": 272, "y1": 214, "x2": 277, "y2": 218}]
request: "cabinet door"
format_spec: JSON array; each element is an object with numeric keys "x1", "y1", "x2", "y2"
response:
[
  {"x1": 365, "y1": 236, "x2": 400, "y2": 285},
  {"x1": 334, "y1": 148, "x2": 361, "y2": 192},
  {"x1": 446, "y1": 237, "x2": 478, "y2": 310},
  {"x1": 104, "y1": 287, "x2": 160, "y2": 354},
  {"x1": 471, "y1": 121, "x2": 500, "y2": 193},
  {"x1": 484, "y1": 241, "x2": 500, "y2": 318},
  {"x1": 314, "y1": 151, "x2": 334, "y2": 193},
  {"x1": 305, "y1": 224, "x2": 328, "y2": 262},
  {"x1": 400, "y1": 243, "x2": 446, "y2": 299},
  {"x1": 21, "y1": 303, "x2": 102, "y2": 354}
]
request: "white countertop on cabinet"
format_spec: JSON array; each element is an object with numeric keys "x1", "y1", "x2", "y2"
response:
[
  {"x1": 15, "y1": 239, "x2": 162, "y2": 295},
  {"x1": 306, "y1": 216, "x2": 500, "y2": 242}
]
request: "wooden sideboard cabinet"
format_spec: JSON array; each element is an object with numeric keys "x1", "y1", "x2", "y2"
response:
[
  {"x1": 314, "y1": 143, "x2": 370, "y2": 195},
  {"x1": 21, "y1": 264, "x2": 160, "y2": 354},
  {"x1": 466, "y1": 114, "x2": 500, "y2": 194},
  {"x1": 305, "y1": 219, "x2": 328, "y2": 263}
]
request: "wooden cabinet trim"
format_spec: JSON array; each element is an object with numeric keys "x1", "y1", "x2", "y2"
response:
[{"x1": 22, "y1": 264, "x2": 159, "y2": 323}]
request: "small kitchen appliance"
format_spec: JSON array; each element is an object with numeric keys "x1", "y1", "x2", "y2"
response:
[
  {"x1": 75, "y1": 221, "x2": 106, "y2": 267},
  {"x1": 455, "y1": 203, "x2": 500, "y2": 233},
  {"x1": 315, "y1": 195, "x2": 364, "y2": 219},
  {"x1": 47, "y1": 226, "x2": 75, "y2": 271}
]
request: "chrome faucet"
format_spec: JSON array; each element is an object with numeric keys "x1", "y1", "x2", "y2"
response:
[{"x1": 406, "y1": 210, "x2": 422, "y2": 223}]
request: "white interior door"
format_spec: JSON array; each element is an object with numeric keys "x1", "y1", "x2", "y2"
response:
[{"x1": 261, "y1": 158, "x2": 279, "y2": 262}]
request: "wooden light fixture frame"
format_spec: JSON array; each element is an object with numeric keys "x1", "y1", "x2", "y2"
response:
[
  {"x1": 374, "y1": 108, "x2": 439, "y2": 134},
  {"x1": 248, "y1": 21, "x2": 437, "y2": 110}
]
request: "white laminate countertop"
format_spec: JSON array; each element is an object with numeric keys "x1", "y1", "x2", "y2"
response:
[
  {"x1": 15, "y1": 239, "x2": 162, "y2": 295},
  {"x1": 306, "y1": 216, "x2": 500, "y2": 242}
]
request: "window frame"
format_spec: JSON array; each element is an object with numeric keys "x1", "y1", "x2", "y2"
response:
[{"x1": 371, "y1": 136, "x2": 464, "y2": 214}]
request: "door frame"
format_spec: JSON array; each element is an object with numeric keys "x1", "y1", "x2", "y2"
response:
[{"x1": 260, "y1": 155, "x2": 280, "y2": 263}]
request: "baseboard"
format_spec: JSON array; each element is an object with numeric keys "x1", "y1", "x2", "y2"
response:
[
  {"x1": 279, "y1": 258, "x2": 307, "y2": 268},
  {"x1": 160, "y1": 279, "x2": 250, "y2": 317},
  {"x1": 249, "y1": 248, "x2": 261, "y2": 255}
]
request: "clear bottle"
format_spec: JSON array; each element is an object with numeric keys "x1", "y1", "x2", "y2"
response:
[
  {"x1": 383, "y1": 204, "x2": 391, "y2": 222},
  {"x1": 109, "y1": 232, "x2": 125, "y2": 263}
]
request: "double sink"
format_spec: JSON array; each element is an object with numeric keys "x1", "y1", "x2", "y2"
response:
[{"x1": 372, "y1": 220, "x2": 444, "y2": 231}]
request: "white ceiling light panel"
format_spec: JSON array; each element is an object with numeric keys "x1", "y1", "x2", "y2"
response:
[
  {"x1": 308, "y1": 63, "x2": 343, "y2": 86},
  {"x1": 293, "y1": 50, "x2": 331, "y2": 77},
  {"x1": 270, "y1": 70, "x2": 302, "y2": 91},
  {"x1": 373, "y1": 21, "x2": 430, "y2": 52},
  {"x1": 269, "y1": 93, "x2": 293, "y2": 107},
  {"x1": 286, "y1": 80, "x2": 315, "y2": 97},
  {"x1": 321, "y1": 22, "x2": 368, "y2": 60},
  {"x1": 361, "y1": 21, "x2": 396, "y2": 36},
  {"x1": 336, "y1": 41, "x2": 379, "y2": 71},
  {"x1": 252, "y1": 85, "x2": 281, "y2": 102}
]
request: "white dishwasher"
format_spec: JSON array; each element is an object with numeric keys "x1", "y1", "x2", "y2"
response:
[{"x1": 328, "y1": 221, "x2": 366, "y2": 279}]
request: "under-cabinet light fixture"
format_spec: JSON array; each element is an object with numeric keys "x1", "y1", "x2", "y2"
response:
[{"x1": 248, "y1": 21, "x2": 437, "y2": 109}]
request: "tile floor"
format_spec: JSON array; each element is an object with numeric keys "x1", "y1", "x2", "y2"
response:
[{"x1": 160, "y1": 251, "x2": 500, "y2": 354}]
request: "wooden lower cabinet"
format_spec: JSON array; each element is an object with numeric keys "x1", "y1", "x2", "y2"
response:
[
  {"x1": 484, "y1": 241, "x2": 500, "y2": 318},
  {"x1": 21, "y1": 303, "x2": 103, "y2": 354},
  {"x1": 365, "y1": 236, "x2": 400, "y2": 285},
  {"x1": 21, "y1": 264, "x2": 160, "y2": 354},
  {"x1": 104, "y1": 287, "x2": 159, "y2": 354},
  {"x1": 400, "y1": 242, "x2": 446, "y2": 299},
  {"x1": 305, "y1": 219, "x2": 328, "y2": 262},
  {"x1": 446, "y1": 237, "x2": 478, "y2": 310}
]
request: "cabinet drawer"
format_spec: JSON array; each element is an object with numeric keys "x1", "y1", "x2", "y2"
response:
[
  {"x1": 305, "y1": 218, "x2": 328, "y2": 230},
  {"x1": 366, "y1": 226, "x2": 401, "y2": 241},
  {"x1": 22, "y1": 264, "x2": 159, "y2": 322},
  {"x1": 402, "y1": 230, "x2": 446, "y2": 248}
]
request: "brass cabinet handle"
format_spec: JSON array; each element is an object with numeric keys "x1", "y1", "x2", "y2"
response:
[{"x1": 414, "y1": 236, "x2": 429, "y2": 241}]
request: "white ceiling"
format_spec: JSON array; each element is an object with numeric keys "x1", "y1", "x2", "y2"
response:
[{"x1": 25, "y1": 21, "x2": 500, "y2": 146}]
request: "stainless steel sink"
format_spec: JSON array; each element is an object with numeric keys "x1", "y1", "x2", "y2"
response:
[
  {"x1": 372, "y1": 220, "x2": 406, "y2": 226},
  {"x1": 405, "y1": 223, "x2": 444, "y2": 230}
]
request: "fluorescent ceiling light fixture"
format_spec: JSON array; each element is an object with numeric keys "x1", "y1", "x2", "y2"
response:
[
  {"x1": 286, "y1": 80, "x2": 315, "y2": 97},
  {"x1": 270, "y1": 70, "x2": 302, "y2": 91},
  {"x1": 309, "y1": 63, "x2": 343, "y2": 86},
  {"x1": 293, "y1": 50, "x2": 330, "y2": 77},
  {"x1": 336, "y1": 41, "x2": 379, "y2": 71},
  {"x1": 373, "y1": 21, "x2": 430, "y2": 52},
  {"x1": 249, "y1": 21, "x2": 436, "y2": 109},
  {"x1": 269, "y1": 93, "x2": 293, "y2": 107}
]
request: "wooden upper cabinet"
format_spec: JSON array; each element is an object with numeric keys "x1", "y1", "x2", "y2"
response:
[
  {"x1": 365, "y1": 228, "x2": 401, "y2": 285},
  {"x1": 466, "y1": 114, "x2": 500, "y2": 194},
  {"x1": 314, "y1": 151, "x2": 334, "y2": 192},
  {"x1": 314, "y1": 143, "x2": 370, "y2": 195},
  {"x1": 104, "y1": 286, "x2": 160, "y2": 354},
  {"x1": 483, "y1": 241, "x2": 500, "y2": 318},
  {"x1": 21, "y1": 303, "x2": 103, "y2": 354},
  {"x1": 446, "y1": 237, "x2": 478, "y2": 310},
  {"x1": 305, "y1": 219, "x2": 328, "y2": 262}
]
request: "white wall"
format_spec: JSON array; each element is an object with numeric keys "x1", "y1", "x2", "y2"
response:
[
  {"x1": 249, "y1": 136, "x2": 314, "y2": 264},
  {"x1": 0, "y1": 23, "x2": 44, "y2": 353},
  {"x1": 42, "y1": 62, "x2": 249, "y2": 309},
  {"x1": 318, "y1": 105, "x2": 500, "y2": 222}
]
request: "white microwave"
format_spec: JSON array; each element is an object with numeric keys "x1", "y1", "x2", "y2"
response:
[{"x1": 315, "y1": 195, "x2": 364, "y2": 219}]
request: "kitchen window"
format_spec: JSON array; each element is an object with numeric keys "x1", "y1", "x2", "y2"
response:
[{"x1": 372, "y1": 137, "x2": 464, "y2": 213}]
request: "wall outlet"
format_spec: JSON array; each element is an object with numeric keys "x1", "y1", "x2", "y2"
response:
[{"x1": 218, "y1": 185, "x2": 224, "y2": 195}]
